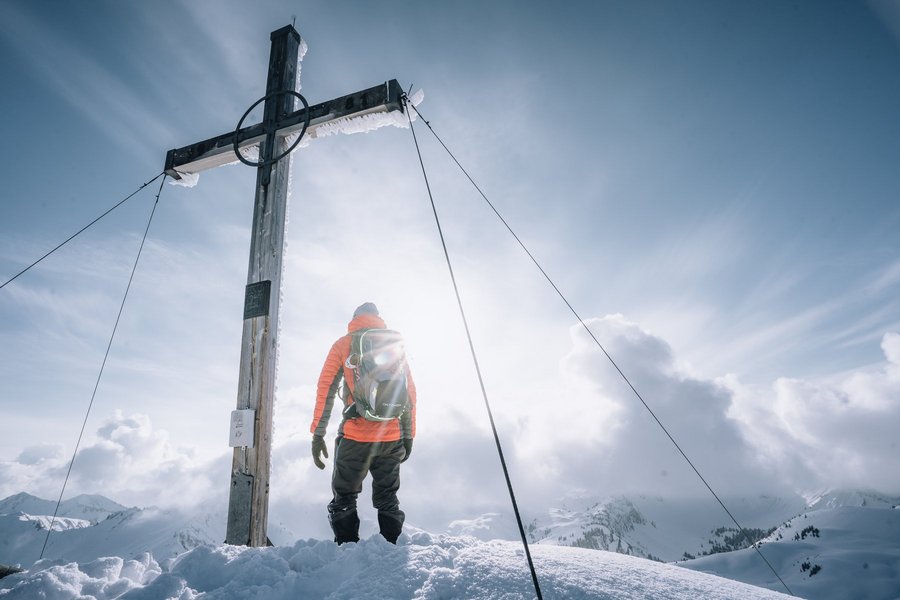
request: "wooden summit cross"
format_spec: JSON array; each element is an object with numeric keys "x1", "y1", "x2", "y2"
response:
[{"x1": 164, "y1": 24, "x2": 406, "y2": 547}]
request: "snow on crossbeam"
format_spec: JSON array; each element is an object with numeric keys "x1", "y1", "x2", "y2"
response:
[{"x1": 163, "y1": 79, "x2": 407, "y2": 180}]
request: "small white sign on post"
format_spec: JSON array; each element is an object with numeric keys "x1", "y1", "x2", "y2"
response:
[{"x1": 229, "y1": 409, "x2": 256, "y2": 448}]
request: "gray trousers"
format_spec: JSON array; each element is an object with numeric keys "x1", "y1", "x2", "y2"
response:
[{"x1": 327, "y1": 437, "x2": 406, "y2": 544}]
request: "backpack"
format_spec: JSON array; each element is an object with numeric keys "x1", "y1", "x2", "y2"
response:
[{"x1": 342, "y1": 328, "x2": 410, "y2": 422}]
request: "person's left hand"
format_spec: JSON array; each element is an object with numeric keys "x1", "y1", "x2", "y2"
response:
[{"x1": 312, "y1": 435, "x2": 329, "y2": 469}]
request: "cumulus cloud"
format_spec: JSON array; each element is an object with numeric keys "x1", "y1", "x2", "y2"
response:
[
  {"x1": 730, "y1": 332, "x2": 900, "y2": 494},
  {"x1": 0, "y1": 411, "x2": 227, "y2": 508},
  {"x1": 16, "y1": 444, "x2": 63, "y2": 466},
  {"x1": 516, "y1": 316, "x2": 900, "y2": 500},
  {"x1": 510, "y1": 314, "x2": 784, "y2": 500}
]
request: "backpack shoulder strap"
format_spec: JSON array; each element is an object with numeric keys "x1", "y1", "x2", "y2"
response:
[{"x1": 342, "y1": 328, "x2": 370, "y2": 411}]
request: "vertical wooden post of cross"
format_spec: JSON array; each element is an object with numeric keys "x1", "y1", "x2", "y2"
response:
[{"x1": 224, "y1": 25, "x2": 300, "y2": 547}]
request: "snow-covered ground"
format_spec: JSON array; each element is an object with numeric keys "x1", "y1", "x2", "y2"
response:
[
  {"x1": 682, "y1": 506, "x2": 900, "y2": 600},
  {"x1": 2, "y1": 490, "x2": 899, "y2": 599},
  {"x1": 0, "y1": 533, "x2": 793, "y2": 600}
]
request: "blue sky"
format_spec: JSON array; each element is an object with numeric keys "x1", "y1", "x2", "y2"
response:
[{"x1": 1, "y1": 0, "x2": 899, "y2": 536}]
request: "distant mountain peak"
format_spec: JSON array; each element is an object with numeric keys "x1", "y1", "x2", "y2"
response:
[
  {"x1": 804, "y1": 488, "x2": 900, "y2": 510},
  {"x1": 528, "y1": 492, "x2": 809, "y2": 563},
  {"x1": 0, "y1": 492, "x2": 127, "y2": 523},
  {"x1": 0, "y1": 491, "x2": 42, "y2": 504}
]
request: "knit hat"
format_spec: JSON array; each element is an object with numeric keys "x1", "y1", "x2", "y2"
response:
[{"x1": 353, "y1": 302, "x2": 379, "y2": 318}]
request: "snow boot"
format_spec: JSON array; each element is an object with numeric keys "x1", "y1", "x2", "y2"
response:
[
  {"x1": 378, "y1": 510, "x2": 404, "y2": 544},
  {"x1": 329, "y1": 506, "x2": 360, "y2": 545}
]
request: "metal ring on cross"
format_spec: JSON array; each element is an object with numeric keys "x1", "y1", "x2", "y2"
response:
[{"x1": 232, "y1": 90, "x2": 310, "y2": 168}]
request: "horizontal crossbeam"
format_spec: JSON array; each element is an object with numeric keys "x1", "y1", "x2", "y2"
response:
[{"x1": 164, "y1": 79, "x2": 404, "y2": 179}]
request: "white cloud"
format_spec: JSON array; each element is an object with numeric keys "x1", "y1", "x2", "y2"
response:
[
  {"x1": 513, "y1": 314, "x2": 784, "y2": 500},
  {"x1": 881, "y1": 331, "x2": 900, "y2": 365},
  {"x1": 730, "y1": 332, "x2": 900, "y2": 494},
  {"x1": 0, "y1": 411, "x2": 225, "y2": 509},
  {"x1": 16, "y1": 444, "x2": 63, "y2": 466}
]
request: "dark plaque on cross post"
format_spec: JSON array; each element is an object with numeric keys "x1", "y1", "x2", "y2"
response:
[{"x1": 163, "y1": 24, "x2": 406, "y2": 547}]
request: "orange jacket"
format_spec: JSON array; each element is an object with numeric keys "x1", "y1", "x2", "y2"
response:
[{"x1": 310, "y1": 313, "x2": 417, "y2": 443}]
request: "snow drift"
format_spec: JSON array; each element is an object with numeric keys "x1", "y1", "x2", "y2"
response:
[{"x1": 0, "y1": 533, "x2": 792, "y2": 600}]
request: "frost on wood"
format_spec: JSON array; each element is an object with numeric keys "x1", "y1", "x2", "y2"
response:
[
  {"x1": 166, "y1": 33, "x2": 415, "y2": 189},
  {"x1": 238, "y1": 145, "x2": 260, "y2": 163},
  {"x1": 169, "y1": 145, "x2": 261, "y2": 187},
  {"x1": 286, "y1": 88, "x2": 424, "y2": 149},
  {"x1": 295, "y1": 38, "x2": 308, "y2": 93},
  {"x1": 167, "y1": 171, "x2": 200, "y2": 188}
]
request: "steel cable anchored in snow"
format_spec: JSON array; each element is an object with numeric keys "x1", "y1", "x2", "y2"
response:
[
  {"x1": 405, "y1": 101, "x2": 795, "y2": 598},
  {"x1": 40, "y1": 175, "x2": 168, "y2": 561},
  {"x1": 404, "y1": 98, "x2": 545, "y2": 600},
  {"x1": 0, "y1": 172, "x2": 165, "y2": 291}
]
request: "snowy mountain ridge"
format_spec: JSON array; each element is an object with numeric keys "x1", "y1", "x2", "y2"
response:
[
  {"x1": 0, "y1": 492, "x2": 127, "y2": 524},
  {"x1": 0, "y1": 502, "x2": 219, "y2": 570},
  {"x1": 526, "y1": 492, "x2": 810, "y2": 563},
  {"x1": 517, "y1": 488, "x2": 900, "y2": 598},
  {"x1": 17, "y1": 513, "x2": 91, "y2": 533},
  {"x1": 804, "y1": 488, "x2": 900, "y2": 511},
  {"x1": 682, "y1": 505, "x2": 900, "y2": 600},
  {"x1": 0, "y1": 493, "x2": 297, "y2": 571}
]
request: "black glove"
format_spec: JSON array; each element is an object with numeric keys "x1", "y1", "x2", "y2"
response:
[
  {"x1": 312, "y1": 435, "x2": 328, "y2": 470},
  {"x1": 401, "y1": 438, "x2": 413, "y2": 463}
]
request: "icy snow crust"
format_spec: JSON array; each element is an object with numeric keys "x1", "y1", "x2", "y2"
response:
[{"x1": 0, "y1": 533, "x2": 792, "y2": 600}]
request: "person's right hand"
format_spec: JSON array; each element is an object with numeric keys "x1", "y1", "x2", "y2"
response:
[{"x1": 401, "y1": 438, "x2": 413, "y2": 463}]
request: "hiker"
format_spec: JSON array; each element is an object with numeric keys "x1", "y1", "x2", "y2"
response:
[{"x1": 310, "y1": 302, "x2": 417, "y2": 545}]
